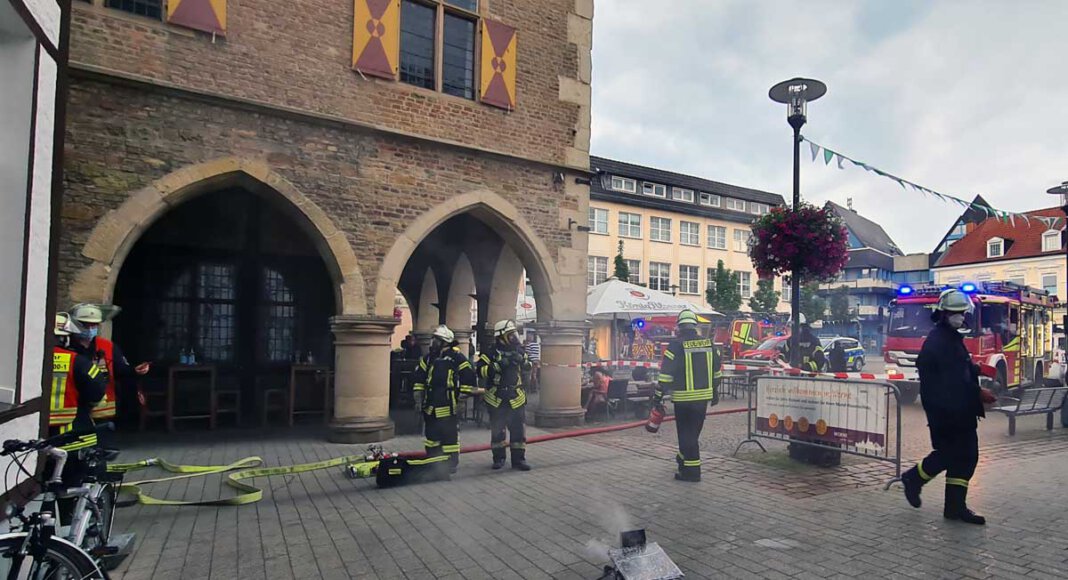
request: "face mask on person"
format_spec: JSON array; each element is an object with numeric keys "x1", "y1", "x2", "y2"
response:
[
  {"x1": 81, "y1": 326, "x2": 99, "y2": 340},
  {"x1": 947, "y1": 313, "x2": 966, "y2": 329},
  {"x1": 430, "y1": 338, "x2": 445, "y2": 354}
]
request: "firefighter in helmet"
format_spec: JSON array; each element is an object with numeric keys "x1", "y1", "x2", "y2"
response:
[
  {"x1": 69, "y1": 303, "x2": 150, "y2": 424},
  {"x1": 901, "y1": 289, "x2": 988, "y2": 525},
  {"x1": 654, "y1": 310, "x2": 721, "y2": 482},
  {"x1": 412, "y1": 325, "x2": 482, "y2": 474},
  {"x1": 786, "y1": 319, "x2": 825, "y2": 372},
  {"x1": 477, "y1": 319, "x2": 532, "y2": 471},
  {"x1": 50, "y1": 313, "x2": 108, "y2": 457}
]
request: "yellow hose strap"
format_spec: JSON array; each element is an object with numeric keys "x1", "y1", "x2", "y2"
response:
[{"x1": 111, "y1": 453, "x2": 373, "y2": 506}]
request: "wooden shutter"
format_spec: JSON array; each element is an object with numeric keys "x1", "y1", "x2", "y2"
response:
[
  {"x1": 353, "y1": 0, "x2": 400, "y2": 79},
  {"x1": 479, "y1": 19, "x2": 516, "y2": 110},
  {"x1": 167, "y1": 0, "x2": 227, "y2": 35}
]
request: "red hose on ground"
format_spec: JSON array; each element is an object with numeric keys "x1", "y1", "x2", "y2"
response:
[{"x1": 397, "y1": 406, "x2": 749, "y2": 459}]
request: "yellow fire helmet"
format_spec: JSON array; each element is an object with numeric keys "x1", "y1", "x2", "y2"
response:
[{"x1": 677, "y1": 310, "x2": 699, "y2": 327}]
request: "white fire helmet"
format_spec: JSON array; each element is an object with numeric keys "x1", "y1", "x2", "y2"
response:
[
  {"x1": 432, "y1": 325, "x2": 455, "y2": 344},
  {"x1": 493, "y1": 319, "x2": 518, "y2": 339},
  {"x1": 935, "y1": 289, "x2": 974, "y2": 314}
]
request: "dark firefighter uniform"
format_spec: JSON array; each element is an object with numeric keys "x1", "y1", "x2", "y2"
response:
[
  {"x1": 478, "y1": 342, "x2": 532, "y2": 469},
  {"x1": 902, "y1": 310, "x2": 987, "y2": 524},
  {"x1": 51, "y1": 343, "x2": 108, "y2": 487},
  {"x1": 787, "y1": 328, "x2": 825, "y2": 372},
  {"x1": 655, "y1": 315, "x2": 721, "y2": 482},
  {"x1": 412, "y1": 346, "x2": 478, "y2": 472}
]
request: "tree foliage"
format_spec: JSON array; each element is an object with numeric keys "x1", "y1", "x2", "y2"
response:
[
  {"x1": 706, "y1": 260, "x2": 742, "y2": 313},
  {"x1": 748, "y1": 278, "x2": 781, "y2": 313},
  {"x1": 613, "y1": 240, "x2": 630, "y2": 281}
]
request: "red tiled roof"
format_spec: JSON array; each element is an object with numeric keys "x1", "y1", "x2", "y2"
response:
[{"x1": 937, "y1": 207, "x2": 1065, "y2": 267}]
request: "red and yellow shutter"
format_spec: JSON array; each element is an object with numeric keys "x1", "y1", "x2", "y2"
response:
[
  {"x1": 353, "y1": 0, "x2": 400, "y2": 79},
  {"x1": 167, "y1": 0, "x2": 227, "y2": 35},
  {"x1": 480, "y1": 19, "x2": 517, "y2": 110}
]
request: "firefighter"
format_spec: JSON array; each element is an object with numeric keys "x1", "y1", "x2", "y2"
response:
[
  {"x1": 654, "y1": 310, "x2": 721, "y2": 482},
  {"x1": 789, "y1": 323, "x2": 826, "y2": 372},
  {"x1": 412, "y1": 325, "x2": 482, "y2": 474},
  {"x1": 478, "y1": 319, "x2": 532, "y2": 471},
  {"x1": 50, "y1": 314, "x2": 109, "y2": 460},
  {"x1": 69, "y1": 303, "x2": 150, "y2": 423},
  {"x1": 900, "y1": 289, "x2": 987, "y2": 525}
]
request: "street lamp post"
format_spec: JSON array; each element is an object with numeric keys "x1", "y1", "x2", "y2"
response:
[
  {"x1": 770, "y1": 78, "x2": 826, "y2": 366},
  {"x1": 1046, "y1": 181, "x2": 1068, "y2": 338}
]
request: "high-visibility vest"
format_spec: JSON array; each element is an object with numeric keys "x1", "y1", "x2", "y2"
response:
[
  {"x1": 90, "y1": 338, "x2": 117, "y2": 420},
  {"x1": 50, "y1": 348, "x2": 82, "y2": 427}
]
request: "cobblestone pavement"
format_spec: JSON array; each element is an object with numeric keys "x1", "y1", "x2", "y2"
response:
[{"x1": 107, "y1": 401, "x2": 1068, "y2": 580}]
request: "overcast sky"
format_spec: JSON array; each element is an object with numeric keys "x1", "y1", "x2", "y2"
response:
[{"x1": 590, "y1": 0, "x2": 1068, "y2": 255}]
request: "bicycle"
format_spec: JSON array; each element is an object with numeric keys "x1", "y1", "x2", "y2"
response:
[{"x1": 0, "y1": 424, "x2": 115, "y2": 579}]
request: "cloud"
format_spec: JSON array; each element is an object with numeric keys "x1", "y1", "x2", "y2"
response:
[{"x1": 591, "y1": 0, "x2": 1068, "y2": 254}]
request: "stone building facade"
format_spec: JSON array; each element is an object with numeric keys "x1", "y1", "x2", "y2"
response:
[{"x1": 60, "y1": 0, "x2": 593, "y2": 441}]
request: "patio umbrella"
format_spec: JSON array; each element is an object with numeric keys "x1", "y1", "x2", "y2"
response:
[
  {"x1": 587, "y1": 278, "x2": 721, "y2": 359},
  {"x1": 587, "y1": 278, "x2": 721, "y2": 320}
]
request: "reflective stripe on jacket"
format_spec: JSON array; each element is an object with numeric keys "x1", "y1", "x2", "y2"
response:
[{"x1": 655, "y1": 337, "x2": 722, "y2": 403}]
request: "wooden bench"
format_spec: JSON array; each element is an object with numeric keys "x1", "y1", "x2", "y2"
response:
[{"x1": 991, "y1": 386, "x2": 1068, "y2": 435}]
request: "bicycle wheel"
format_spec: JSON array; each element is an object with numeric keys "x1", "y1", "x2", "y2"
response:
[
  {"x1": 83, "y1": 484, "x2": 117, "y2": 554},
  {"x1": 0, "y1": 534, "x2": 106, "y2": 579}
]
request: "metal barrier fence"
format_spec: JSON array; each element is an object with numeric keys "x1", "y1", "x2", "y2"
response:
[{"x1": 734, "y1": 375, "x2": 903, "y2": 489}]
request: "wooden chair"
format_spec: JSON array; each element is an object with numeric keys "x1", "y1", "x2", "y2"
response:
[
  {"x1": 214, "y1": 388, "x2": 242, "y2": 427},
  {"x1": 288, "y1": 365, "x2": 330, "y2": 426},
  {"x1": 260, "y1": 388, "x2": 288, "y2": 427},
  {"x1": 167, "y1": 365, "x2": 216, "y2": 432},
  {"x1": 138, "y1": 383, "x2": 168, "y2": 431}
]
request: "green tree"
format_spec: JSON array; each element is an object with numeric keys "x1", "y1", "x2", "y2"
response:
[
  {"x1": 828, "y1": 285, "x2": 851, "y2": 322},
  {"x1": 748, "y1": 278, "x2": 781, "y2": 313},
  {"x1": 799, "y1": 281, "x2": 826, "y2": 323},
  {"x1": 706, "y1": 260, "x2": 742, "y2": 313},
  {"x1": 613, "y1": 240, "x2": 630, "y2": 281}
]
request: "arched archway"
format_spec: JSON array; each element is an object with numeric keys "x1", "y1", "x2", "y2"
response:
[{"x1": 70, "y1": 158, "x2": 366, "y2": 316}]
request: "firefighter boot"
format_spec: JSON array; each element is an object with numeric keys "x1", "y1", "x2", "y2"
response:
[
  {"x1": 511, "y1": 444, "x2": 531, "y2": 471},
  {"x1": 901, "y1": 466, "x2": 924, "y2": 508},
  {"x1": 491, "y1": 442, "x2": 507, "y2": 470},
  {"x1": 944, "y1": 484, "x2": 986, "y2": 525}
]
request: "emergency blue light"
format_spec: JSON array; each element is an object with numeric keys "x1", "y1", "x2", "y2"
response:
[
  {"x1": 633, "y1": 318, "x2": 645, "y2": 329},
  {"x1": 961, "y1": 283, "x2": 977, "y2": 293},
  {"x1": 898, "y1": 285, "x2": 913, "y2": 296}
]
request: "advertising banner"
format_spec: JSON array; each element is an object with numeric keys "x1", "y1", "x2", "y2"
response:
[{"x1": 755, "y1": 377, "x2": 888, "y2": 450}]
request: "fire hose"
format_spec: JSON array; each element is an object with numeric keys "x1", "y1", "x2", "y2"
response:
[{"x1": 108, "y1": 407, "x2": 749, "y2": 507}]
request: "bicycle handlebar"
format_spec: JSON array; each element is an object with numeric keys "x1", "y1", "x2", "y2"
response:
[{"x1": 1, "y1": 422, "x2": 114, "y2": 455}]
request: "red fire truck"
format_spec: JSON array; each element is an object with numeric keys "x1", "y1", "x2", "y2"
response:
[
  {"x1": 883, "y1": 282, "x2": 1055, "y2": 403},
  {"x1": 713, "y1": 318, "x2": 781, "y2": 360}
]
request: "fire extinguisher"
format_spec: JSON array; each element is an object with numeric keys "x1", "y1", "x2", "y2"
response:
[{"x1": 645, "y1": 404, "x2": 665, "y2": 433}]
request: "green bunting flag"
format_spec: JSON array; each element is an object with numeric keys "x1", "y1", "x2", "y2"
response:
[{"x1": 799, "y1": 136, "x2": 1042, "y2": 228}]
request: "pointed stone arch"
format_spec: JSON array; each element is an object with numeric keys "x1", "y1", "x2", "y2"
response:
[
  {"x1": 70, "y1": 157, "x2": 366, "y2": 315},
  {"x1": 375, "y1": 189, "x2": 562, "y2": 323}
]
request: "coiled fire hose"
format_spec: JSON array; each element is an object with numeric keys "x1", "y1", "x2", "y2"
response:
[{"x1": 108, "y1": 407, "x2": 748, "y2": 506}]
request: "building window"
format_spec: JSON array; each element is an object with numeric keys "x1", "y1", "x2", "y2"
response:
[
  {"x1": 1008, "y1": 276, "x2": 1025, "y2": 285},
  {"x1": 680, "y1": 221, "x2": 700, "y2": 246},
  {"x1": 671, "y1": 187, "x2": 695, "y2": 203},
  {"x1": 679, "y1": 265, "x2": 699, "y2": 295},
  {"x1": 643, "y1": 182, "x2": 667, "y2": 198},
  {"x1": 649, "y1": 262, "x2": 671, "y2": 292},
  {"x1": 619, "y1": 212, "x2": 641, "y2": 238},
  {"x1": 588, "y1": 207, "x2": 608, "y2": 235},
  {"x1": 625, "y1": 260, "x2": 641, "y2": 285},
  {"x1": 725, "y1": 198, "x2": 746, "y2": 212},
  {"x1": 400, "y1": 0, "x2": 478, "y2": 99},
  {"x1": 738, "y1": 271, "x2": 751, "y2": 298},
  {"x1": 1042, "y1": 230, "x2": 1061, "y2": 252},
  {"x1": 733, "y1": 229, "x2": 751, "y2": 252},
  {"x1": 1042, "y1": 273, "x2": 1058, "y2": 296},
  {"x1": 611, "y1": 176, "x2": 637, "y2": 193},
  {"x1": 650, "y1": 217, "x2": 672, "y2": 242},
  {"x1": 707, "y1": 268, "x2": 715, "y2": 294},
  {"x1": 104, "y1": 0, "x2": 163, "y2": 18},
  {"x1": 781, "y1": 278, "x2": 792, "y2": 302},
  {"x1": 707, "y1": 225, "x2": 727, "y2": 250},
  {"x1": 587, "y1": 256, "x2": 608, "y2": 286},
  {"x1": 987, "y1": 237, "x2": 1004, "y2": 258},
  {"x1": 699, "y1": 192, "x2": 721, "y2": 207},
  {"x1": 749, "y1": 203, "x2": 770, "y2": 215}
]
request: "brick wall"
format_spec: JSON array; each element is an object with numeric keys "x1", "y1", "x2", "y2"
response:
[
  {"x1": 68, "y1": 0, "x2": 583, "y2": 168},
  {"x1": 59, "y1": 77, "x2": 581, "y2": 310}
]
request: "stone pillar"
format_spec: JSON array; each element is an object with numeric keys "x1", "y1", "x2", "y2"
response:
[
  {"x1": 452, "y1": 329, "x2": 475, "y2": 359},
  {"x1": 412, "y1": 331, "x2": 434, "y2": 355},
  {"x1": 533, "y1": 320, "x2": 586, "y2": 427},
  {"x1": 329, "y1": 315, "x2": 399, "y2": 443}
]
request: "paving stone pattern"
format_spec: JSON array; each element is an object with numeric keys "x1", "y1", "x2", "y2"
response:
[{"x1": 108, "y1": 409, "x2": 1068, "y2": 579}]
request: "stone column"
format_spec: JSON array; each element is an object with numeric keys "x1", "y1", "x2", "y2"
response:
[
  {"x1": 329, "y1": 315, "x2": 399, "y2": 443},
  {"x1": 412, "y1": 331, "x2": 434, "y2": 355},
  {"x1": 533, "y1": 320, "x2": 586, "y2": 427},
  {"x1": 452, "y1": 329, "x2": 475, "y2": 359}
]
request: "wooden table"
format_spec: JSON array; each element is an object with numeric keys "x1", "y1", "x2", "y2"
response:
[{"x1": 167, "y1": 365, "x2": 217, "y2": 432}]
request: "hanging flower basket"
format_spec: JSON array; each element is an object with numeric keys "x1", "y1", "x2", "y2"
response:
[{"x1": 748, "y1": 203, "x2": 849, "y2": 284}]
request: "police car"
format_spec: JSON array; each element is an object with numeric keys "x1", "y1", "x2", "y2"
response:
[{"x1": 820, "y1": 337, "x2": 866, "y2": 371}]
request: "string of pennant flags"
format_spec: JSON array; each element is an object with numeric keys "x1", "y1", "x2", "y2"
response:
[{"x1": 801, "y1": 137, "x2": 1060, "y2": 230}]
